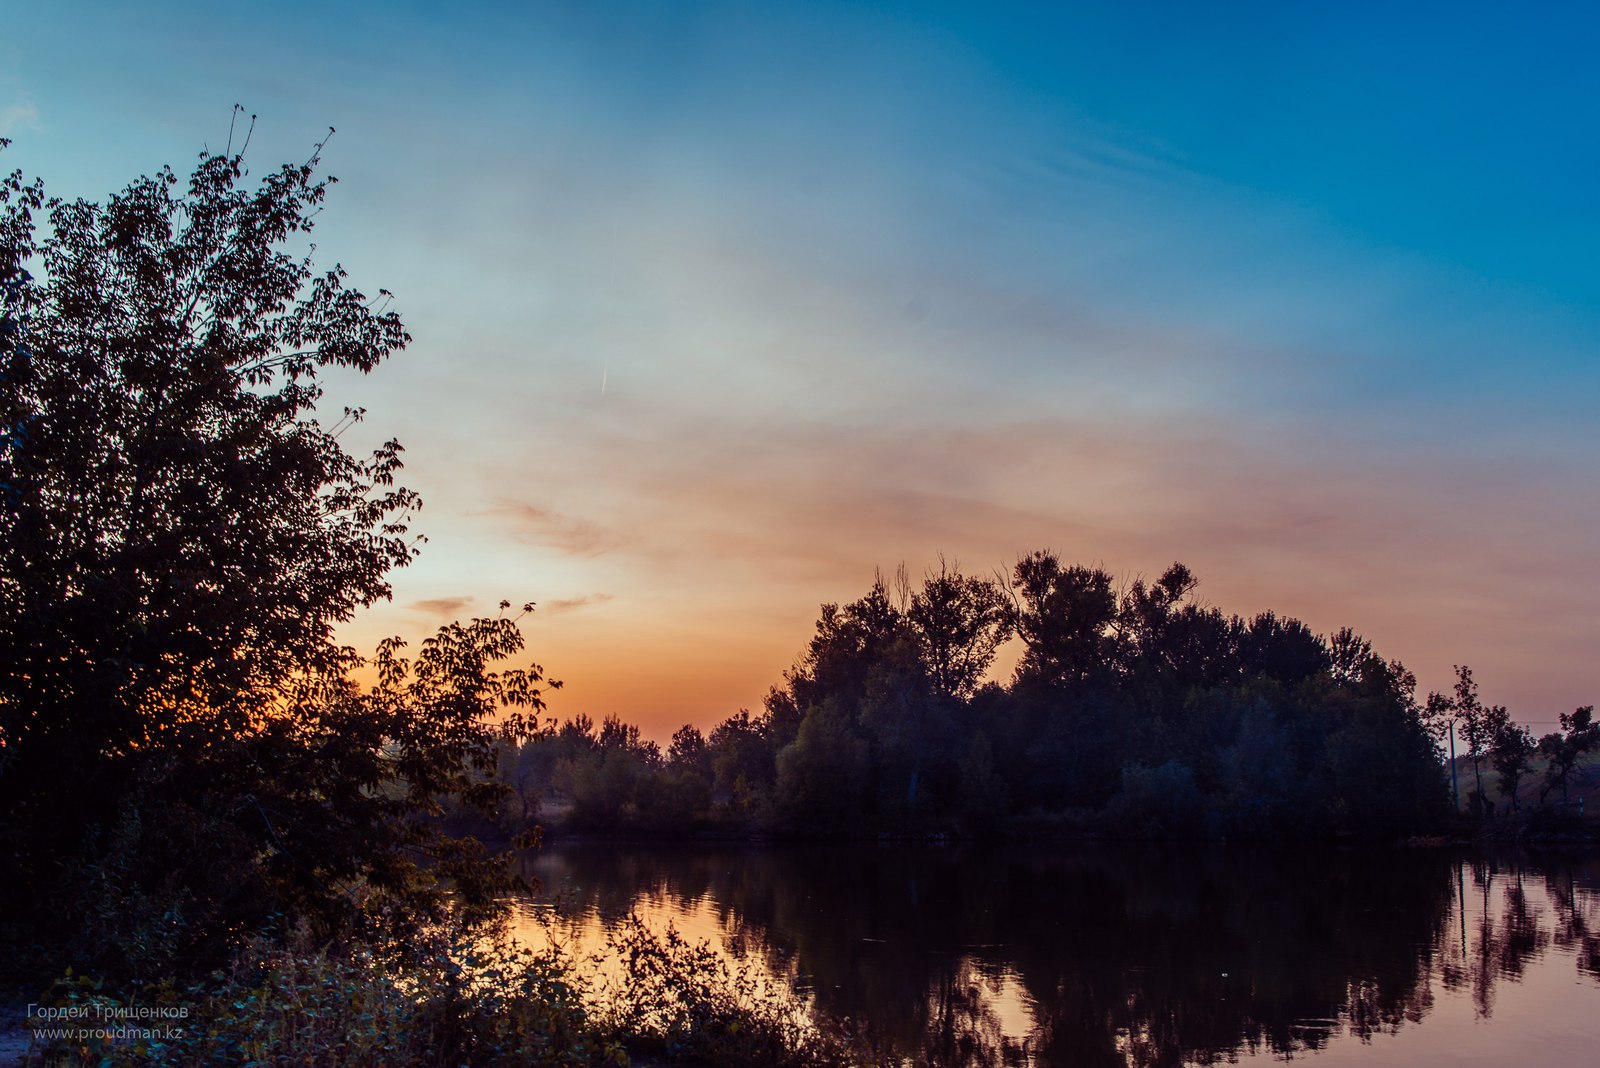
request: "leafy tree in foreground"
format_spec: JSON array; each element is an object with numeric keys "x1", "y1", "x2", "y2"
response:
[{"x1": 0, "y1": 131, "x2": 550, "y2": 976}]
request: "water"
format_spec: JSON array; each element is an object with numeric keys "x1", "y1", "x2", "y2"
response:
[{"x1": 507, "y1": 844, "x2": 1600, "y2": 1066}]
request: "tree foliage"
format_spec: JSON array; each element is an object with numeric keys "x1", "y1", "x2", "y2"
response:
[
  {"x1": 1539, "y1": 705, "x2": 1599, "y2": 807},
  {"x1": 907, "y1": 556, "x2": 1010, "y2": 701},
  {"x1": 1490, "y1": 714, "x2": 1534, "y2": 814},
  {"x1": 0, "y1": 133, "x2": 551, "y2": 976},
  {"x1": 509, "y1": 554, "x2": 1452, "y2": 839}
]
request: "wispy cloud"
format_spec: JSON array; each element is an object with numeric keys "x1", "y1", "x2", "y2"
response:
[
  {"x1": 481, "y1": 380, "x2": 1600, "y2": 708},
  {"x1": 541, "y1": 593, "x2": 615, "y2": 614},
  {"x1": 483, "y1": 500, "x2": 618, "y2": 557},
  {"x1": 0, "y1": 97, "x2": 39, "y2": 136},
  {"x1": 409, "y1": 596, "x2": 473, "y2": 619}
]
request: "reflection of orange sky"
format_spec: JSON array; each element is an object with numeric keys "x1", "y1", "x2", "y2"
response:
[{"x1": 498, "y1": 849, "x2": 1600, "y2": 1066}]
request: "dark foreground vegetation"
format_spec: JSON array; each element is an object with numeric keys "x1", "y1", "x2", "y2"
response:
[
  {"x1": 15, "y1": 914, "x2": 857, "y2": 1068},
  {"x1": 1, "y1": 127, "x2": 1594, "y2": 1065}
]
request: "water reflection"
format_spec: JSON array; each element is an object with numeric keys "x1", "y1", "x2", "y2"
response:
[{"x1": 508, "y1": 845, "x2": 1600, "y2": 1067}]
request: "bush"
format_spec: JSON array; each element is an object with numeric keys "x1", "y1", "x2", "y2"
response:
[
  {"x1": 1107, "y1": 760, "x2": 1204, "y2": 838},
  {"x1": 23, "y1": 914, "x2": 859, "y2": 1068},
  {"x1": 595, "y1": 916, "x2": 850, "y2": 1068},
  {"x1": 26, "y1": 919, "x2": 611, "y2": 1068}
]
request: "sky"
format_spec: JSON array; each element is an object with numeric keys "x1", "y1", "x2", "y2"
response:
[{"x1": 5, "y1": 1, "x2": 1598, "y2": 740}]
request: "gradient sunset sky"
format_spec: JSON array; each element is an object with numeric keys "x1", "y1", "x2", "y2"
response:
[{"x1": 7, "y1": 1, "x2": 1598, "y2": 739}]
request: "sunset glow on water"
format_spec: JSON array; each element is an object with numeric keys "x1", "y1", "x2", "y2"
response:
[{"x1": 507, "y1": 844, "x2": 1600, "y2": 1066}]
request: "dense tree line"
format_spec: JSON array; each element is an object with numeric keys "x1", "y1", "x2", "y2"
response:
[{"x1": 504, "y1": 558, "x2": 1481, "y2": 839}]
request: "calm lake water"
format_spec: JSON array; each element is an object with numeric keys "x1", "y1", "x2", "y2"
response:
[{"x1": 508, "y1": 843, "x2": 1600, "y2": 1067}]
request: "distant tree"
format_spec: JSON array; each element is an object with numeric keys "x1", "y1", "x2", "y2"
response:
[
  {"x1": 1238, "y1": 611, "x2": 1329, "y2": 687},
  {"x1": 708, "y1": 708, "x2": 771, "y2": 818},
  {"x1": 955, "y1": 732, "x2": 1008, "y2": 828},
  {"x1": 636, "y1": 761, "x2": 712, "y2": 830},
  {"x1": 1426, "y1": 666, "x2": 1499, "y2": 817},
  {"x1": 784, "y1": 571, "x2": 909, "y2": 712},
  {"x1": 1218, "y1": 697, "x2": 1298, "y2": 834},
  {"x1": 668, "y1": 723, "x2": 709, "y2": 772},
  {"x1": 1109, "y1": 759, "x2": 1202, "y2": 838},
  {"x1": 906, "y1": 557, "x2": 1011, "y2": 701},
  {"x1": 1489, "y1": 715, "x2": 1535, "y2": 814},
  {"x1": 567, "y1": 748, "x2": 639, "y2": 826},
  {"x1": 855, "y1": 625, "x2": 937, "y2": 814},
  {"x1": 557, "y1": 714, "x2": 665, "y2": 828},
  {"x1": 760, "y1": 685, "x2": 805, "y2": 748},
  {"x1": 1117, "y1": 562, "x2": 1198, "y2": 663},
  {"x1": 599, "y1": 713, "x2": 658, "y2": 763},
  {"x1": 636, "y1": 724, "x2": 712, "y2": 829},
  {"x1": 559, "y1": 712, "x2": 599, "y2": 749},
  {"x1": 1459, "y1": 668, "x2": 1504, "y2": 816},
  {"x1": 773, "y1": 699, "x2": 869, "y2": 831},
  {"x1": 1004, "y1": 552, "x2": 1117, "y2": 688},
  {"x1": 1538, "y1": 705, "x2": 1599, "y2": 807},
  {"x1": 1330, "y1": 628, "x2": 1388, "y2": 683},
  {"x1": 500, "y1": 721, "x2": 558, "y2": 830}
]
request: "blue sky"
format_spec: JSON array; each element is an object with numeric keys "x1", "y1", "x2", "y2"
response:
[{"x1": 6, "y1": 1, "x2": 1597, "y2": 735}]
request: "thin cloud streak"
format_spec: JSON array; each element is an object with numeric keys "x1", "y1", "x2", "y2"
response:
[
  {"x1": 408, "y1": 596, "x2": 473, "y2": 619},
  {"x1": 481, "y1": 500, "x2": 620, "y2": 558},
  {"x1": 543, "y1": 594, "x2": 615, "y2": 614}
]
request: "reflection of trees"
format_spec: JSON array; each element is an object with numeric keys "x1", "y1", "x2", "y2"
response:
[
  {"x1": 1440, "y1": 852, "x2": 1575, "y2": 1017},
  {"x1": 1544, "y1": 853, "x2": 1600, "y2": 982},
  {"x1": 1494, "y1": 872, "x2": 1548, "y2": 979},
  {"x1": 978, "y1": 847, "x2": 1453, "y2": 1067},
  {"x1": 922, "y1": 958, "x2": 1034, "y2": 1068},
  {"x1": 515, "y1": 845, "x2": 1599, "y2": 1067}
]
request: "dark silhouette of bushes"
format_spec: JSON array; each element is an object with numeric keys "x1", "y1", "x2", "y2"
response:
[{"x1": 513, "y1": 556, "x2": 1459, "y2": 840}]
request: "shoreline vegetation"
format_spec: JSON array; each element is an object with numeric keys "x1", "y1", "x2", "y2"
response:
[
  {"x1": 1, "y1": 137, "x2": 1594, "y2": 1066},
  {"x1": 451, "y1": 560, "x2": 1597, "y2": 850}
]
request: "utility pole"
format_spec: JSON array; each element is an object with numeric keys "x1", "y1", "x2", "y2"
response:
[{"x1": 1449, "y1": 721, "x2": 1460, "y2": 812}]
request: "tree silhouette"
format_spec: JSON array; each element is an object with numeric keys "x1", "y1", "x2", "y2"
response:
[
  {"x1": 1426, "y1": 666, "x2": 1500, "y2": 817},
  {"x1": 1538, "y1": 705, "x2": 1599, "y2": 807},
  {"x1": 1489, "y1": 712, "x2": 1534, "y2": 814},
  {"x1": 1004, "y1": 552, "x2": 1118, "y2": 688},
  {"x1": 0, "y1": 130, "x2": 551, "y2": 975},
  {"x1": 906, "y1": 557, "x2": 1011, "y2": 701}
]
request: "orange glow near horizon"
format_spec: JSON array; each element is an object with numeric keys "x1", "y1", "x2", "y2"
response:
[
  {"x1": 323, "y1": 370, "x2": 1600, "y2": 745},
  {"x1": 341, "y1": 503, "x2": 1592, "y2": 747},
  {"x1": 14, "y1": 0, "x2": 1600, "y2": 751}
]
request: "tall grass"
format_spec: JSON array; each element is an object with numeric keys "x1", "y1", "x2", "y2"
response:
[{"x1": 22, "y1": 914, "x2": 855, "y2": 1067}]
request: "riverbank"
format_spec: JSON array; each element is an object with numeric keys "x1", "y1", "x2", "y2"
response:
[{"x1": 485, "y1": 801, "x2": 1600, "y2": 848}]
